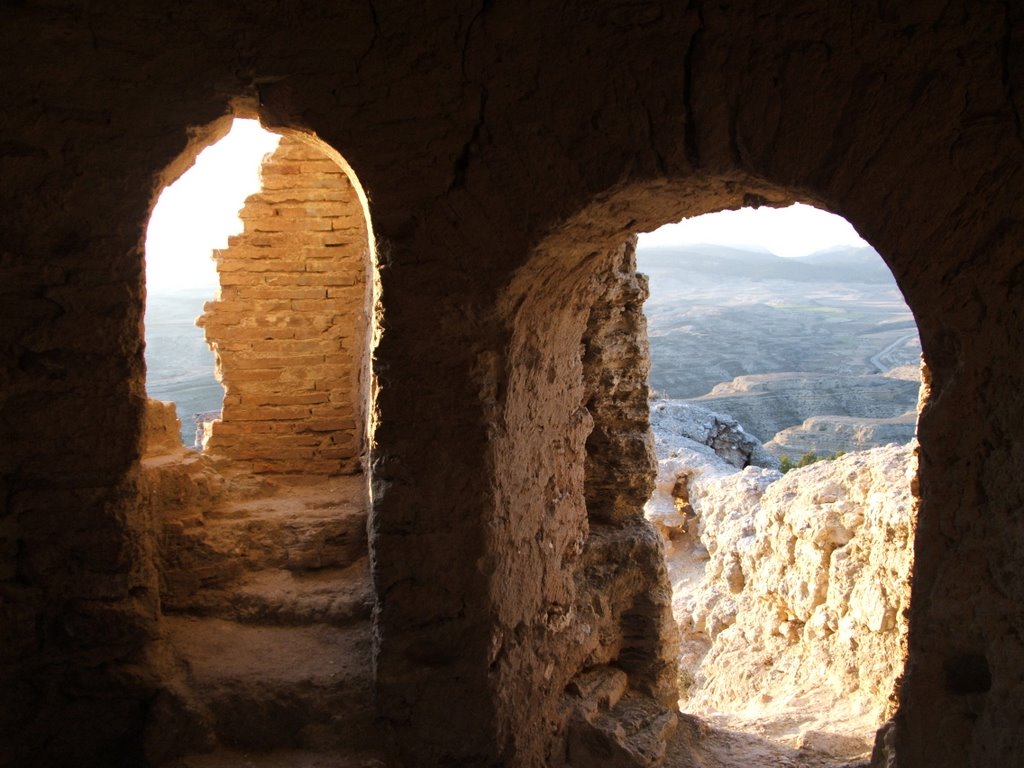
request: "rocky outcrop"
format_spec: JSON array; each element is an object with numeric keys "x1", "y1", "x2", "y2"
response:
[
  {"x1": 689, "y1": 373, "x2": 920, "y2": 443},
  {"x1": 650, "y1": 399, "x2": 778, "y2": 470},
  {"x1": 648, "y1": 412, "x2": 917, "y2": 758},
  {"x1": 765, "y1": 411, "x2": 917, "y2": 458}
]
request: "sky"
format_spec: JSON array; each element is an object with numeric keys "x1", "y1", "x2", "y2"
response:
[
  {"x1": 145, "y1": 119, "x2": 280, "y2": 293},
  {"x1": 143, "y1": 119, "x2": 869, "y2": 296},
  {"x1": 637, "y1": 203, "x2": 868, "y2": 257}
]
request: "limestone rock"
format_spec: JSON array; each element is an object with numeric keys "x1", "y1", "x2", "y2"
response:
[
  {"x1": 650, "y1": 399, "x2": 779, "y2": 471},
  {"x1": 648, "y1": 429, "x2": 917, "y2": 755},
  {"x1": 645, "y1": 398, "x2": 778, "y2": 549}
]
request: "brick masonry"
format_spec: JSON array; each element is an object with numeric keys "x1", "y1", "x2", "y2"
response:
[{"x1": 198, "y1": 136, "x2": 370, "y2": 476}]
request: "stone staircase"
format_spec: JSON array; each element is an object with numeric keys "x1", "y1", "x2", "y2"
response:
[
  {"x1": 565, "y1": 665, "x2": 680, "y2": 768},
  {"x1": 145, "y1": 467, "x2": 392, "y2": 767}
]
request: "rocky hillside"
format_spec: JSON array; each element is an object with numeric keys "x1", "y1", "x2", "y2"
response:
[
  {"x1": 765, "y1": 411, "x2": 917, "y2": 458},
  {"x1": 690, "y1": 371, "x2": 919, "y2": 445},
  {"x1": 646, "y1": 401, "x2": 916, "y2": 759},
  {"x1": 639, "y1": 243, "x2": 922, "y2": 457}
]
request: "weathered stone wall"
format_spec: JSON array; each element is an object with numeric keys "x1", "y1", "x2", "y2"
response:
[
  {"x1": 579, "y1": 239, "x2": 678, "y2": 707},
  {"x1": 476, "y1": 238, "x2": 678, "y2": 765},
  {"x1": 199, "y1": 136, "x2": 370, "y2": 476},
  {"x1": 651, "y1": 434, "x2": 917, "y2": 755},
  {"x1": 1, "y1": 3, "x2": 1023, "y2": 767},
  {"x1": 583, "y1": 238, "x2": 657, "y2": 527}
]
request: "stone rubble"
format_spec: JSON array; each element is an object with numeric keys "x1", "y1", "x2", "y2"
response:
[{"x1": 647, "y1": 401, "x2": 917, "y2": 758}]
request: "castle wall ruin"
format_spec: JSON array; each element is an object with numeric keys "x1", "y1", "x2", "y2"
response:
[
  {"x1": 198, "y1": 135, "x2": 370, "y2": 476},
  {"x1": 1, "y1": 2, "x2": 1023, "y2": 767}
]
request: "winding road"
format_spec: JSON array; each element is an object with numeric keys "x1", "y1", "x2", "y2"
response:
[{"x1": 869, "y1": 333, "x2": 919, "y2": 373}]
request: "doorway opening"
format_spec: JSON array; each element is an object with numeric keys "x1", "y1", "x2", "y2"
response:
[
  {"x1": 639, "y1": 203, "x2": 920, "y2": 762},
  {"x1": 140, "y1": 117, "x2": 386, "y2": 765}
]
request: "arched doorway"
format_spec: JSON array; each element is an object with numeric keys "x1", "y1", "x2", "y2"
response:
[
  {"x1": 640, "y1": 204, "x2": 920, "y2": 764},
  {"x1": 140, "y1": 119, "x2": 385, "y2": 765},
  {"x1": 485, "y1": 179, "x2": 926, "y2": 767}
]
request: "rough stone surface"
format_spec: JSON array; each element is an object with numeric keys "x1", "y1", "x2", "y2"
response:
[
  {"x1": 139, "y1": 431, "x2": 386, "y2": 765},
  {"x1": 1, "y1": 3, "x2": 1023, "y2": 767},
  {"x1": 583, "y1": 239, "x2": 658, "y2": 524},
  {"x1": 650, "y1": 437, "x2": 916, "y2": 759},
  {"x1": 650, "y1": 399, "x2": 779, "y2": 470},
  {"x1": 478, "y1": 237, "x2": 679, "y2": 767}
]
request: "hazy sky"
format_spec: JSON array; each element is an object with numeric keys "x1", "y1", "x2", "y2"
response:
[
  {"x1": 145, "y1": 119, "x2": 280, "y2": 293},
  {"x1": 144, "y1": 119, "x2": 868, "y2": 295},
  {"x1": 637, "y1": 203, "x2": 868, "y2": 257}
]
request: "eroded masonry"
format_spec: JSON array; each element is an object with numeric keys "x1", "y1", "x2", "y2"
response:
[
  {"x1": 3, "y1": 3, "x2": 1023, "y2": 767},
  {"x1": 138, "y1": 134, "x2": 382, "y2": 763},
  {"x1": 199, "y1": 135, "x2": 370, "y2": 475}
]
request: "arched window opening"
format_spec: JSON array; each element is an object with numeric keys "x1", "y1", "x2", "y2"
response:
[
  {"x1": 140, "y1": 118, "x2": 385, "y2": 764},
  {"x1": 639, "y1": 203, "x2": 920, "y2": 763}
]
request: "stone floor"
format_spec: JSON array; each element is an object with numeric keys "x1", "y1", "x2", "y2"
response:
[{"x1": 149, "y1": 468, "x2": 393, "y2": 766}]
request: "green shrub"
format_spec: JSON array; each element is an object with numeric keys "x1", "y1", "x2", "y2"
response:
[{"x1": 779, "y1": 450, "x2": 846, "y2": 474}]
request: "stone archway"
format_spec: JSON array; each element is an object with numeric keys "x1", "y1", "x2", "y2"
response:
[
  {"x1": 139, "y1": 126, "x2": 385, "y2": 765},
  {"x1": 475, "y1": 175, "x2": 929, "y2": 765},
  {"x1": 3, "y1": 5, "x2": 1023, "y2": 768}
]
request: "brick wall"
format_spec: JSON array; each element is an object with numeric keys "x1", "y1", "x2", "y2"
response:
[{"x1": 198, "y1": 136, "x2": 370, "y2": 476}]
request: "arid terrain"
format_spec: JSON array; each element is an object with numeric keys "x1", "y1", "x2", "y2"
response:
[{"x1": 639, "y1": 243, "x2": 921, "y2": 454}]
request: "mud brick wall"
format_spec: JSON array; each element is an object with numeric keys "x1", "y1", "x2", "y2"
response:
[{"x1": 198, "y1": 136, "x2": 370, "y2": 476}]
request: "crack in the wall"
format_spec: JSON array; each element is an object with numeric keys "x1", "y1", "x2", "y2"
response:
[
  {"x1": 449, "y1": 87, "x2": 488, "y2": 191},
  {"x1": 448, "y1": 0, "x2": 493, "y2": 192},
  {"x1": 460, "y1": 0, "x2": 492, "y2": 81},
  {"x1": 681, "y1": 0, "x2": 704, "y2": 168},
  {"x1": 355, "y1": 0, "x2": 380, "y2": 75}
]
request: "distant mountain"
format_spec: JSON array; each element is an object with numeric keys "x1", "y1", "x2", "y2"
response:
[
  {"x1": 639, "y1": 243, "x2": 895, "y2": 284},
  {"x1": 790, "y1": 246, "x2": 896, "y2": 283}
]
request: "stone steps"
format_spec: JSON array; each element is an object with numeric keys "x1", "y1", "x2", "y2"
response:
[
  {"x1": 165, "y1": 558, "x2": 375, "y2": 627},
  {"x1": 155, "y1": 476, "x2": 391, "y2": 766},
  {"x1": 160, "y1": 477, "x2": 369, "y2": 609},
  {"x1": 169, "y1": 749, "x2": 389, "y2": 767},
  {"x1": 164, "y1": 617, "x2": 383, "y2": 754},
  {"x1": 566, "y1": 665, "x2": 679, "y2": 768}
]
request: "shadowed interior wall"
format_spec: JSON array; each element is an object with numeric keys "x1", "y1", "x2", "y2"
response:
[
  {"x1": 1, "y1": 2, "x2": 1022, "y2": 767},
  {"x1": 199, "y1": 136, "x2": 370, "y2": 476}
]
